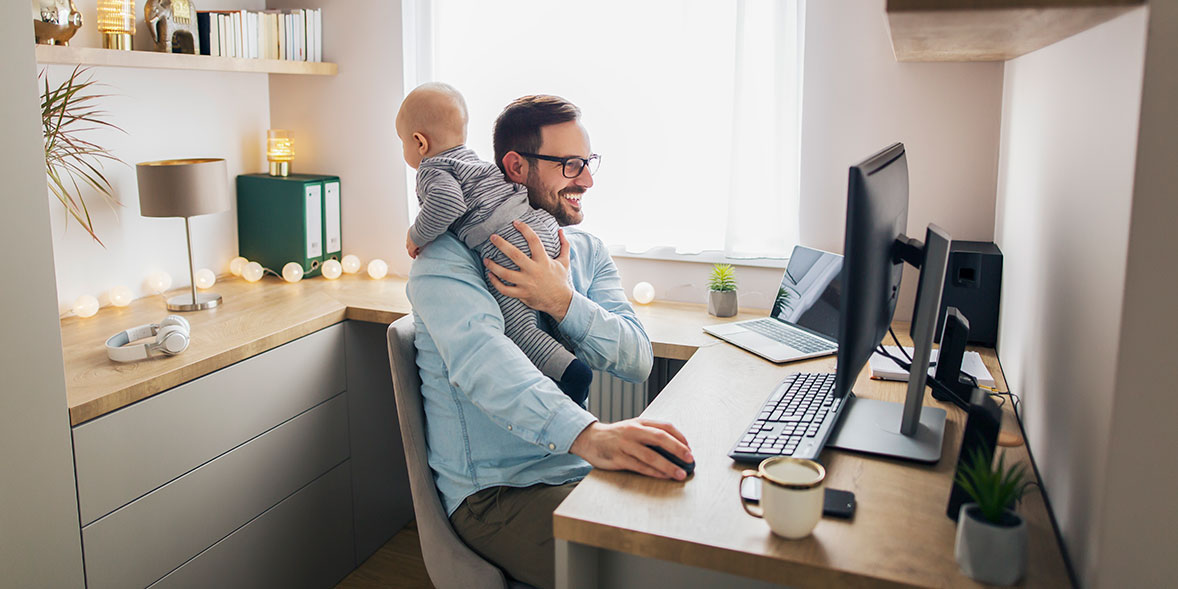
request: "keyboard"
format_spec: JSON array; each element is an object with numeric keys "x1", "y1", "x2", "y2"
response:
[
  {"x1": 729, "y1": 372, "x2": 846, "y2": 463},
  {"x1": 742, "y1": 319, "x2": 836, "y2": 355}
]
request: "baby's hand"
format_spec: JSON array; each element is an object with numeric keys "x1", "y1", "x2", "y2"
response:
[{"x1": 406, "y1": 233, "x2": 421, "y2": 259}]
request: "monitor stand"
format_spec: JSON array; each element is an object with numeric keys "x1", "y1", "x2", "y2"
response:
[{"x1": 826, "y1": 395, "x2": 947, "y2": 463}]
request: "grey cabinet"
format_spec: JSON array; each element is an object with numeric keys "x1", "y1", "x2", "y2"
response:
[
  {"x1": 73, "y1": 324, "x2": 347, "y2": 526},
  {"x1": 149, "y1": 463, "x2": 356, "y2": 589},
  {"x1": 71, "y1": 322, "x2": 409, "y2": 588}
]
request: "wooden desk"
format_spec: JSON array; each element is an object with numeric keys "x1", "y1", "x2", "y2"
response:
[
  {"x1": 60, "y1": 273, "x2": 761, "y2": 425},
  {"x1": 554, "y1": 337, "x2": 1072, "y2": 588},
  {"x1": 60, "y1": 274, "x2": 1069, "y2": 588}
]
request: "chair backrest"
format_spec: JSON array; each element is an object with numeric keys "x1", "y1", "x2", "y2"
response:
[{"x1": 386, "y1": 315, "x2": 509, "y2": 589}]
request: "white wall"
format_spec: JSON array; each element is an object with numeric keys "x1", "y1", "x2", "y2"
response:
[
  {"x1": 45, "y1": 0, "x2": 1003, "y2": 317},
  {"x1": 1, "y1": 3, "x2": 85, "y2": 585},
  {"x1": 796, "y1": 0, "x2": 1003, "y2": 318},
  {"x1": 612, "y1": 0, "x2": 1005, "y2": 315},
  {"x1": 267, "y1": 0, "x2": 408, "y2": 274},
  {"x1": 46, "y1": 0, "x2": 269, "y2": 312},
  {"x1": 993, "y1": 9, "x2": 1148, "y2": 586},
  {"x1": 1097, "y1": 2, "x2": 1178, "y2": 586}
]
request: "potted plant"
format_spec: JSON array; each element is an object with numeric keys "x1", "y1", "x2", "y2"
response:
[
  {"x1": 707, "y1": 263, "x2": 738, "y2": 317},
  {"x1": 953, "y1": 445, "x2": 1028, "y2": 586},
  {"x1": 41, "y1": 66, "x2": 125, "y2": 247}
]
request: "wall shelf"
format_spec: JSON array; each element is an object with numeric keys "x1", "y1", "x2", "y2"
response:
[
  {"x1": 886, "y1": 0, "x2": 1144, "y2": 62},
  {"x1": 35, "y1": 45, "x2": 337, "y2": 75}
]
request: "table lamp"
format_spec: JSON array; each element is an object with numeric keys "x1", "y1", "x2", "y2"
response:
[
  {"x1": 136, "y1": 158, "x2": 230, "y2": 311},
  {"x1": 267, "y1": 129, "x2": 294, "y2": 177},
  {"x1": 97, "y1": 0, "x2": 135, "y2": 50}
]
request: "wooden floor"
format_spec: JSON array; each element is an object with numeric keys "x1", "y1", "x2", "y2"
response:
[{"x1": 335, "y1": 521, "x2": 435, "y2": 589}]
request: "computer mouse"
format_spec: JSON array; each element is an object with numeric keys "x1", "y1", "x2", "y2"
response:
[{"x1": 646, "y1": 444, "x2": 695, "y2": 477}]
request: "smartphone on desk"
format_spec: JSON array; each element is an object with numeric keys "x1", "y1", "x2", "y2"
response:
[{"x1": 740, "y1": 477, "x2": 856, "y2": 519}]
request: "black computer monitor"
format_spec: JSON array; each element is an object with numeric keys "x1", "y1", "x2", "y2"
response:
[{"x1": 825, "y1": 143, "x2": 952, "y2": 463}]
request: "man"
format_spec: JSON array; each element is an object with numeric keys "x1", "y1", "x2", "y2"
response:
[{"x1": 406, "y1": 95, "x2": 693, "y2": 589}]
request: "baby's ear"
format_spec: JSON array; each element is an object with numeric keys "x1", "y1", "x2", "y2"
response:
[{"x1": 414, "y1": 132, "x2": 430, "y2": 156}]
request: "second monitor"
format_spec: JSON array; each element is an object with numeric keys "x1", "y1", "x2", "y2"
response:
[{"x1": 825, "y1": 142, "x2": 953, "y2": 463}]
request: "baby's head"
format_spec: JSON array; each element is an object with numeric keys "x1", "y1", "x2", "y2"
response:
[{"x1": 396, "y1": 82, "x2": 468, "y2": 169}]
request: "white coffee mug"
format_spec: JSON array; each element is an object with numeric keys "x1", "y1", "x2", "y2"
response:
[{"x1": 739, "y1": 456, "x2": 826, "y2": 539}]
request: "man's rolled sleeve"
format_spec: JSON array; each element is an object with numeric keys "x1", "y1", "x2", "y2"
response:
[
  {"x1": 556, "y1": 290, "x2": 595, "y2": 345},
  {"x1": 555, "y1": 230, "x2": 653, "y2": 383}
]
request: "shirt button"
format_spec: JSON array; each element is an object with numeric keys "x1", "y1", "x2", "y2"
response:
[
  {"x1": 507, "y1": 425, "x2": 513, "y2": 431},
  {"x1": 548, "y1": 443, "x2": 556, "y2": 450}
]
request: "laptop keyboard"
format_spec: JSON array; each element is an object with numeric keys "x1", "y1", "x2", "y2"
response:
[
  {"x1": 743, "y1": 319, "x2": 836, "y2": 355},
  {"x1": 729, "y1": 372, "x2": 844, "y2": 462}
]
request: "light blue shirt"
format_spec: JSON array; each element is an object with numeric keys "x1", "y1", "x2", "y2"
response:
[{"x1": 407, "y1": 229, "x2": 653, "y2": 516}]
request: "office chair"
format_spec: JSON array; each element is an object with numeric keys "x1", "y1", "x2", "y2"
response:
[{"x1": 386, "y1": 315, "x2": 533, "y2": 589}]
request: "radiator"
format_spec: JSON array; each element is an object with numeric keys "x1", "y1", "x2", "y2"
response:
[{"x1": 587, "y1": 358, "x2": 685, "y2": 422}]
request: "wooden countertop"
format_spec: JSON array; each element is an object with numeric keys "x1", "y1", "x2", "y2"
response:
[
  {"x1": 60, "y1": 273, "x2": 761, "y2": 426},
  {"x1": 64, "y1": 272, "x2": 1071, "y2": 585},
  {"x1": 554, "y1": 336, "x2": 1072, "y2": 587}
]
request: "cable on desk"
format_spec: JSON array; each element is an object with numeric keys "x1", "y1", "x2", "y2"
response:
[{"x1": 873, "y1": 343, "x2": 970, "y2": 411}]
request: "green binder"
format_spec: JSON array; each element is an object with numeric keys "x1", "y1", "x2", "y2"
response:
[{"x1": 236, "y1": 173, "x2": 342, "y2": 278}]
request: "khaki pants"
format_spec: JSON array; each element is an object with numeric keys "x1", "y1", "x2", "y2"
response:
[{"x1": 450, "y1": 481, "x2": 580, "y2": 589}]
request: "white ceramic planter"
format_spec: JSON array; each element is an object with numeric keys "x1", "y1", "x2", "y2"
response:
[
  {"x1": 708, "y1": 290, "x2": 738, "y2": 317},
  {"x1": 955, "y1": 503, "x2": 1027, "y2": 586}
]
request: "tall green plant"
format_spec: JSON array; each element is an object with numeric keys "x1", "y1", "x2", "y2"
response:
[
  {"x1": 41, "y1": 66, "x2": 125, "y2": 247},
  {"x1": 708, "y1": 264, "x2": 737, "y2": 292},
  {"x1": 954, "y1": 445, "x2": 1027, "y2": 525}
]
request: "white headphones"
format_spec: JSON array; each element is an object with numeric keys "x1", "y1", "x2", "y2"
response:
[{"x1": 105, "y1": 315, "x2": 191, "y2": 362}]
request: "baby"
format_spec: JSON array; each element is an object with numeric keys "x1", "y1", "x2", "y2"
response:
[{"x1": 397, "y1": 82, "x2": 592, "y2": 404}]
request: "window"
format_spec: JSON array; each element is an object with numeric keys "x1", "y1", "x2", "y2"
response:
[{"x1": 404, "y1": 0, "x2": 804, "y2": 259}]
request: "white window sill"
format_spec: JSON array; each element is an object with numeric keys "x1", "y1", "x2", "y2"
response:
[{"x1": 607, "y1": 245, "x2": 788, "y2": 269}]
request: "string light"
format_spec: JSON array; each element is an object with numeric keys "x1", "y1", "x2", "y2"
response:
[
  {"x1": 282, "y1": 262, "x2": 304, "y2": 283},
  {"x1": 342, "y1": 254, "x2": 362, "y2": 274},
  {"x1": 109, "y1": 286, "x2": 134, "y2": 307},
  {"x1": 367, "y1": 259, "x2": 388, "y2": 280},
  {"x1": 321, "y1": 259, "x2": 342, "y2": 280},
  {"x1": 72, "y1": 295, "x2": 99, "y2": 318},
  {"x1": 243, "y1": 261, "x2": 264, "y2": 282},
  {"x1": 229, "y1": 256, "x2": 248, "y2": 276},
  {"x1": 195, "y1": 268, "x2": 216, "y2": 289},
  {"x1": 632, "y1": 281, "x2": 655, "y2": 304}
]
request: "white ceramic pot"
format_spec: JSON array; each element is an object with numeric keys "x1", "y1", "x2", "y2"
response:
[
  {"x1": 955, "y1": 503, "x2": 1028, "y2": 586},
  {"x1": 708, "y1": 290, "x2": 738, "y2": 317}
]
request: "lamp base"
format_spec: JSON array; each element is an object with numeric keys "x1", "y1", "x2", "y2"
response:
[
  {"x1": 166, "y1": 292, "x2": 222, "y2": 312},
  {"x1": 269, "y1": 161, "x2": 290, "y2": 176},
  {"x1": 102, "y1": 32, "x2": 132, "y2": 50}
]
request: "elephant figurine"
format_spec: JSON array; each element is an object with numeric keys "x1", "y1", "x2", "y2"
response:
[
  {"x1": 32, "y1": 0, "x2": 83, "y2": 46},
  {"x1": 145, "y1": 0, "x2": 201, "y2": 54}
]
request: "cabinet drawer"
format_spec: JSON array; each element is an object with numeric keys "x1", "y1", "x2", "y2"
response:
[
  {"x1": 148, "y1": 461, "x2": 355, "y2": 589},
  {"x1": 74, "y1": 323, "x2": 346, "y2": 525},
  {"x1": 82, "y1": 393, "x2": 350, "y2": 589}
]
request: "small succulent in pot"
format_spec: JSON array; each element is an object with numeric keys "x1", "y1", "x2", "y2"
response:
[
  {"x1": 953, "y1": 445, "x2": 1029, "y2": 585},
  {"x1": 707, "y1": 264, "x2": 738, "y2": 317}
]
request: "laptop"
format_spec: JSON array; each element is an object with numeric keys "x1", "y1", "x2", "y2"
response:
[{"x1": 703, "y1": 246, "x2": 842, "y2": 363}]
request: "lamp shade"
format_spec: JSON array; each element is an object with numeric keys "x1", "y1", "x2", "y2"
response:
[{"x1": 136, "y1": 158, "x2": 230, "y2": 218}]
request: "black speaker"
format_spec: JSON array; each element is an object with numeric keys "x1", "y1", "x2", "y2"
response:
[
  {"x1": 946, "y1": 388, "x2": 1002, "y2": 520},
  {"x1": 936, "y1": 241, "x2": 1002, "y2": 347}
]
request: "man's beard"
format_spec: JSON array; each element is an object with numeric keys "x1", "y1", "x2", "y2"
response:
[{"x1": 526, "y1": 169, "x2": 584, "y2": 226}]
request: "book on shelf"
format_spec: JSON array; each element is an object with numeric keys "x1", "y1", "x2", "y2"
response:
[{"x1": 196, "y1": 8, "x2": 323, "y2": 62}]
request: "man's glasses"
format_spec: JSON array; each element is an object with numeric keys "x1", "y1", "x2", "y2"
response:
[{"x1": 518, "y1": 152, "x2": 601, "y2": 178}]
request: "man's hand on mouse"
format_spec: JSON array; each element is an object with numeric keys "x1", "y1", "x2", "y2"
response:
[{"x1": 570, "y1": 418, "x2": 693, "y2": 481}]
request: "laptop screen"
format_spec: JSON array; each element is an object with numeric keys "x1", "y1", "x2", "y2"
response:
[{"x1": 770, "y1": 246, "x2": 843, "y2": 340}]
